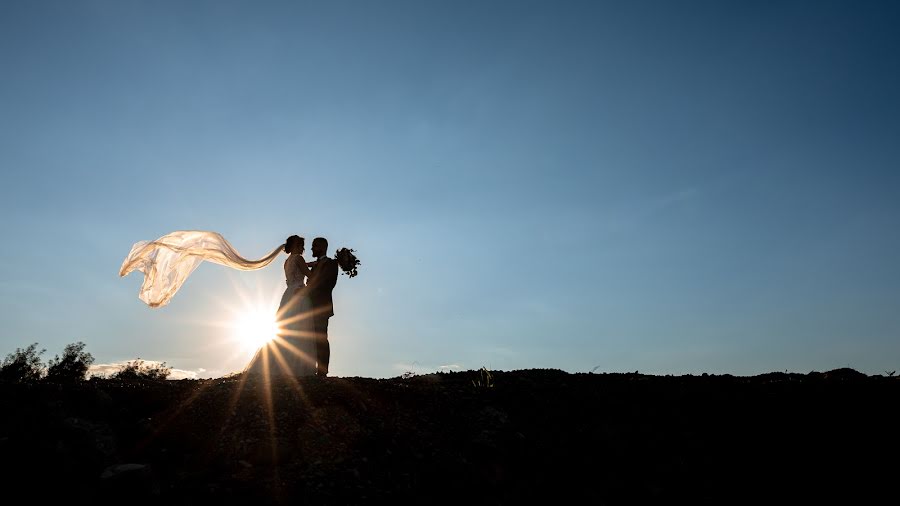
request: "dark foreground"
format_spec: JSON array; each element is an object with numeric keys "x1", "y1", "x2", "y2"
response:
[{"x1": 1, "y1": 368, "x2": 897, "y2": 504}]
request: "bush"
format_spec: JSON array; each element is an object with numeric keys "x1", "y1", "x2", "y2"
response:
[
  {"x1": 112, "y1": 359, "x2": 172, "y2": 381},
  {"x1": 0, "y1": 343, "x2": 46, "y2": 383},
  {"x1": 46, "y1": 341, "x2": 94, "y2": 382}
]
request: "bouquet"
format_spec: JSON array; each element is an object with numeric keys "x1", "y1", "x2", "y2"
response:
[{"x1": 335, "y1": 247, "x2": 361, "y2": 278}]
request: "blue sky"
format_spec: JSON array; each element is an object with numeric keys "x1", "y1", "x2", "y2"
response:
[{"x1": 1, "y1": 0, "x2": 898, "y2": 378}]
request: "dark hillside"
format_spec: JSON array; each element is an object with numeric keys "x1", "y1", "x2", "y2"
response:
[{"x1": 1, "y1": 368, "x2": 897, "y2": 504}]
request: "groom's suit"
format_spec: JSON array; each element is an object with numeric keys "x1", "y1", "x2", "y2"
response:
[{"x1": 307, "y1": 256, "x2": 338, "y2": 375}]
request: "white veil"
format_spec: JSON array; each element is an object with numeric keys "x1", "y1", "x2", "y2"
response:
[{"x1": 119, "y1": 230, "x2": 283, "y2": 308}]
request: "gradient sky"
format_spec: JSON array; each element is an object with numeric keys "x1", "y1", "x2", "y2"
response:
[{"x1": 1, "y1": 0, "x2": 898, "y2": 378}]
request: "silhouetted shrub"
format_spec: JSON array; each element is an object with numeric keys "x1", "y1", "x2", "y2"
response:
[
  {"x1": 112, "y1": 359, "x2": 172, "y2": 381},
  {"x1": 0, "y1": 343, "x2": 46, "y2": 383},
  {"x1": 46, "y1": 341, "x2": 95, "y2": 382}
]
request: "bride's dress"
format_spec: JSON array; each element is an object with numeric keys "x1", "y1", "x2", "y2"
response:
[{"x1": 244, "y1": 254, "x2": 317, "y2": 377}]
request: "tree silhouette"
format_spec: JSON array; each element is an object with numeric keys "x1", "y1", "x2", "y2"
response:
[
  {"x1": 46, "y1": 341, "x2": 94, "y2": 382},
  {"x1": 0, "y1": 342, "x2": 45, "y2": 383}
]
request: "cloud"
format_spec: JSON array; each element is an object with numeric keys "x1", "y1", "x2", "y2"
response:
[
  {"x1": 165, "y1": 368, "x2": 201, "y2": 380},
  {"x1": 89, "y1": 360, "x2": 202, "y2": 380}
]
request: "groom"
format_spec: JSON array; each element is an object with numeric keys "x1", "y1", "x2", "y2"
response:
[{"x1": 307, "y1": 237, "x2": 339, "y2": 377}]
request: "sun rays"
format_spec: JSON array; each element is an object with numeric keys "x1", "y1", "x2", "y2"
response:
[
  {"x1": 208, "y1": 273, "x2": 322, "y2": 394},
  {"x1": 128, "y1": 272, "x2": 368, "y2": 487}
]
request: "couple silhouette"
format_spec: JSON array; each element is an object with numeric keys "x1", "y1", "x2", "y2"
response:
[
  {"x1": 244, "y1": 235, "x2": 338, "y2": 378},
  {"x1": 120, "y1": 229, "x2": 358, "y2": 375}
]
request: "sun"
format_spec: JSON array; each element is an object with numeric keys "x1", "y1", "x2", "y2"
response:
[{"x1": 232, "y1": 308, "x2": 279, "y2": 351}]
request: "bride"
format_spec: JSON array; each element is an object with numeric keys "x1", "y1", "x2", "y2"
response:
[{"x1": 244, "y1": 235, "x2": 317, "y2": 377}]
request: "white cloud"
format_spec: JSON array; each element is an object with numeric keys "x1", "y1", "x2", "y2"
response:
[{"x1": 163, "y1": 368, "x2": 200, "y2": 380}]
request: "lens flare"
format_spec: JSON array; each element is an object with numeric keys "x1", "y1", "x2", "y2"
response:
[{"x1": 232, "y1": 308, "x2": 279, "y2": 352}]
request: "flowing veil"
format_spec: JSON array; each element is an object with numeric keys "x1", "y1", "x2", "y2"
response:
[{"x1": 119, "y1": 230, "x2": 283, "y2": 308}]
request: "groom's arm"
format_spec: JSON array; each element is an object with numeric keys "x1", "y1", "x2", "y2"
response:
[{"x1": 324, "y1": 258, "x2": 338, "y2": 291}]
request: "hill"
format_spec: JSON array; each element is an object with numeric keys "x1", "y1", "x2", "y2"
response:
[{"x1": 1, "y1": 368, "x2": 897, "y2": 504}]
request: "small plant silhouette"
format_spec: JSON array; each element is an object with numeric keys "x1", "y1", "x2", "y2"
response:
[
  {"x1": 472, "y1": 367, "x2": 494, "y2": 389},
  {"x1": 112, "y1": 358, "x2": 172, "y2": 381},
  {"x1": 400, "y1": 361, "x2": 420, "y2": 380}
]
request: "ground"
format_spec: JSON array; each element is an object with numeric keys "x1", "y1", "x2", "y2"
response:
[{"x1": 1, "y1": 368, "x2": 897, "y2": 504}]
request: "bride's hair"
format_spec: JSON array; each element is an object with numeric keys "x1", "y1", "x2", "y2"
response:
[{"x1": 284, "y1": 235, "x2": 304, "y2": 254}]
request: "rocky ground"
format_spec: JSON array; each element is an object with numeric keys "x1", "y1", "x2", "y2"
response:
[{"x1": 1, "y1": 368, "x2": 898, "y2": 504}]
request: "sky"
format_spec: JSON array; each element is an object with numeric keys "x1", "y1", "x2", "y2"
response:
[{"x1": 1, "y1": 0, "x2": 899, "y2": 379}]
